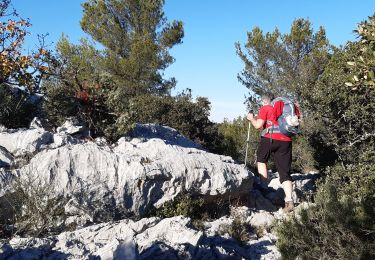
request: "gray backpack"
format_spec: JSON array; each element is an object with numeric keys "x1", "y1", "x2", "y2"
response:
[{"x1": 261, "y1": 97, "x2": 300, "y2": 138}]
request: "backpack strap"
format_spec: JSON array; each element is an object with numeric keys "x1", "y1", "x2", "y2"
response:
[{"x1": 261, "y1": 125, "x2": 281, "y2": 137}]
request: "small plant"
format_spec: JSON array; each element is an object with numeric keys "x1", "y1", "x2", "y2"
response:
[
  {"x1": 254, "y1": 225, "x2": 266, "y2": 238},
  {"x1": 216, "y1": 216, "x2": 252, "y2": 245},
  {"x1": 151, "y1": 193, "x2": 204, "y2": 219},
  {"x1": 0, "y1": 177, "x2": 69, "y2": 238},
  {"x1": 230, "y1": 217, "x2": 252, "y2": 244}
]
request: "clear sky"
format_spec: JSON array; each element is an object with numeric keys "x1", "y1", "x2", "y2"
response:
[{"x1": 11, "y1": 0, "x2": 375, "y2": 122}]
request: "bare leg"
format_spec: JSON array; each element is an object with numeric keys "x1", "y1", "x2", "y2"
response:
[
  {"x1": 282, "y1": 180, "x2": 293, "y2": 202},
  {"x1": 282, "y1": 180, "x2": 294, "y2": 213},
  {"x1": 257, "y1": 162, "x2": 268, "y2": 183}
]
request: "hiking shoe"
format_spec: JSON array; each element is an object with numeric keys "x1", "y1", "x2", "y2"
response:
[{"x1": 283, "y1": 201, "x2": 294, "y2": 213}]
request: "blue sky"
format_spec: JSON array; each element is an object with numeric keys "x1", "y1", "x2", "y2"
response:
[{"x1": 11, "y1": 0, "x2": 375, "y2": 122}]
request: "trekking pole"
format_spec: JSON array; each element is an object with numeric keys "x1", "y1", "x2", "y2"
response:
[{"x1": 244, "y1": 121, "x2": 251, "y2": 167}]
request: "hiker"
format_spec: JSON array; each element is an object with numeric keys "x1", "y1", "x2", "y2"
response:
[{"x1": 247, "y1": 95, "x2": 301, "y2": 213}]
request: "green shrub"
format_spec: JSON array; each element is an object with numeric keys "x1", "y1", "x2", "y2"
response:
[
  {"x1": 291, "y1": 134, "x2": 317, "y2": 173},
  {"x1": 218, "y1": 116, "x2": 258, "y2": 166},
  {"x1": 217, "y1": 216, "x2": 252, "y2": 245},
  {"x1": 122, "y1": 91, "x2": 223, "y2": 153},
  {"x1": 150, "y1": 193, "x2": 205, "y2": 220},
  {"x1": 148, "y1": 193, "x2": 236, "y2": 227},
  {"x1": 276, "y1": 15, "x2": 375, "y2": 259},
  {"x1": 42, "y1": 80, "x2": 79, "y2": 127},
  {"x1": 276, "y1": 163, "x2": 375, "y2": 260},
  {"x1": 0, "y1": 181, "x2": 68, "y2": 238},
  {"x1": 0, "y1": 85, "x2": 38, "y2": 128}
]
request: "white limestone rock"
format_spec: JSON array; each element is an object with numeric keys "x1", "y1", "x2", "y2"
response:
[
  {"x1": 128, "y1": 123, "x2": 201, "y2": 149},
  {"x1": 29, "y1": 117, "x2": 45, "y2": 130},
  {"x1": 204, "y1": 216, "x2": 233, "y2": 237},
  {"x1": 0, "y1": 127, "x2": 53, "y2": 157},
  {"x1": 0, "y1": 146, "x2": 13, "y2": 168},
  {"x1": 0, "y1": 169, "x2": 16, "y2": 196},
  {"x1": 53, "y1": 220, "x2": 138, "y2": 259},
  {"x1": 268, "y1": 172, "x2": 320, "y2": 203},
  {"x1": 0, "y1": 214, "x2": 284, "y2": 259},
  {"x1": 56, "y1": 118, "x2": 86, "y2": 135},
  {"x1": 17, "y1": 125, "x2": 252, "y2": 217},
  {"x1": 247, "y1": 232, "x2": 281, "y2": 260},
  {"x1": 248, "y1": 210, "x2": 276, "y2": 229},
  {"x1": 46, "y1": 133, "x2": 81, "y2": 149},
  {"x1": 2, "y1": 216, "x2": 203, "y2": 259},
  {"x1": 135, "y1": 216, "x2": 203, "y2": 252}
]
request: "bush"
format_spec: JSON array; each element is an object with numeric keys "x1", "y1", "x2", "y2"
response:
[
  {"x1": 217, "y1": 116, "x2": 258, "y2": 166},
  {"x1": 291, "y1": 134, "x2": 317, "y2": 173},
  {"x1": 276, "y1": 15, "x2": 375, "y2": 259},
  {"x1": 276, "y1": 163, "x2": 375, "y2": 259},
  {"x1": 0, "y1": 85, "x2": 39, "y2": 128},
  {"x1": 42, "y1": 37, "x2": 117, "y2": 138},
  {"x1": 150, "y1": 193, "x2": 205, "y2": 219},
  {"x1": 148, "y1": 193, "x2": 236, "y2": 229},
  {"x1": 0, "y1": 178, "x2": 68, "y2": 238},
  {"x1": 42, "y1": 80, "x2": 79, "y2": 127},
  {"x1": 217, "y1": 216, "x2": 253, "y2": 245},
  {"x1": 121, "y1": 91, "x2": 223, "y2": 153},
  {"x1": 0, "y1": 175, "x2": 133, "y2": 238}
]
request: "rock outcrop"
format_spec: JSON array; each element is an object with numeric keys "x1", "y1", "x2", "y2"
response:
[
  {"x1": 1, "y1": 120, "x2": 252, "y2": 219},
  {"x1": 0, "y1": 118, "x2": 320, "y2": 259},
  {"x1": 1, "y1": 215, "x2": 283, "y2": 259},
  {"x1": 0, "y1": 216, "x2": 200, "y2": 259},
  {"x1": 0, "y1": 146, "x2": 13, "y2": 168}
]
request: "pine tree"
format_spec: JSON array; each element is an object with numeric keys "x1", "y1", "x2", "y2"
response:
[
  {"x1": 80, "y1": 0, "x2": 184, "y2": 113},
  {"x1": 43, "y1": 0, "x2": 184, "y2": 138},
  {"x1": 236, "y1": 18, "x2": 332, "y2": 110}
]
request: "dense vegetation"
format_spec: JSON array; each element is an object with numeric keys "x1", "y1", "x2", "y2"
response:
[
  {"x1": 275, "y1": 17, "x2": 375, "y2": 260},
  {"x1": 0, "y1": 0, "x2": 374, "y2": 258},
  {"x1": 0, "y1": 0, "x2": 50, "y2": 128},
  {"x1": 235, "y1": 13, "x2": 374, "y2": 259}
]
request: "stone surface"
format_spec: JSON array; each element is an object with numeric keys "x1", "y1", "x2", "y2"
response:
[
  {"x1": 0, "y1": 169, "x2": 15, "y2": 196},
  {"x1": 249, "y1": 210, "x2": 276, "y2": 228},
  {"x1": 0, "y1": 146, "x2": 13, "y2": 168},
  {"x1": 14, "y1": 133, "x2": 251, "y2": 218},
  {"x1": 135, "y1": 216, "x2": 203, "y2": 252},
  {"x1": 56, "y1": 118, "x2": 86, "y2": 135},
  {"x1": 0, "y1": 127, "x2": 53, "y2": 157},
  {"x1": 128, "y1": 123, "x2": 201, "y2": 149},
  {"x1": 268, "y1": 172, "x2": 320, "y2": 203},
  {"x1": 1, "y1": 216, "x2": 202, "y2": 259},
  {"x1": 0, "y1": 120, "x2": 321, "y2": 260},
  {"x1": 1, "y1": 215, "x2": 284, "y2": 259}
]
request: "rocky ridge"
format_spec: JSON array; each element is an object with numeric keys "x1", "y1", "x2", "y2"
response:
[{"x1": 0, "y1": 118, "x2": 319, "y2": 259}]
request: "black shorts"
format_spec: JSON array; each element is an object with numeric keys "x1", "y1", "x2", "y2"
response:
[{"x1": 257, "y1": 137, "x2": 292, "y2": 183}]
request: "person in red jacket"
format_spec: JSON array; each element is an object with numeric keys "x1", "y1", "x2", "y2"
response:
[{"x1": 247, "y1": 95, "x2": 300, "y2": 213}]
